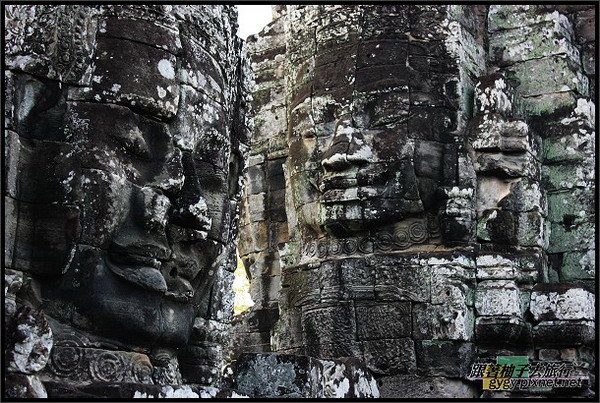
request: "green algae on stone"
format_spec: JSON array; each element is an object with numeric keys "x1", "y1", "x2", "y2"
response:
[
  {"x1": 558, "y1": 250, "x2": 595, "y2": 281},
  {"x1": 547, "y1": 219, "x2": 595, "y2": 254}
]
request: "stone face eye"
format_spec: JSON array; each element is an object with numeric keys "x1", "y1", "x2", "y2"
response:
[{"x1": 112, "y1": 127, "x2": 151, "y2": 159}]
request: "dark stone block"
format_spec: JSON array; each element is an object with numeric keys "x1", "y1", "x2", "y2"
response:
[
  {"x1": 5, "y1": 373, "x2": 47, "y2": 398},
  {"x1": 12, "y1": 201, "x2": 80, "y2": 276},
  {"x1": 574, "y1": 8, "x2": 595, "y2": 44},
  {"x1": 267, "y1": 188, "x2": 286, "y2": 209},
  {"x1": 12, "y1": 74, "x2": 68, "y2": 142},
  {"x1": 378, "y1": 374, "x2": 478, "y2": 398},
  {"x1": 414, "y1": 140, "x2": 444, "y2": 179},
  {"x1": 360, "y1": 92, "x2": 410, "y2": 128},
  {"x1": 355, "y1": 302, "x2": 411, "y2": 340},
  {"x1": 4, "y1": 196, "x2": 18, "y2": 267},
  {"x1": 313, "y1": 57, "x2": 356, "y2": 94},
  {"x1": 441, "y1": 216, "x2": 473, "y2": 245},
  {"x1": 245, "y1": 164, "x2": 266, "y2": 194},
  {"x1": 357, "y1": 40, "x2": 408, "y2": 68},
  {"x1": 581, "y1": 42, "x2": 597, "y2": 76},
  {"x1": 361, "y1": 338, "x2": 416, "y2": 375},
  {"x1": 100, "y1": 17, "x2": 181, "y2": 54},
  {"x1": 239, "y1": 307, "x2": 280, "y2": 333},
  {"x1": 407, "y1": 5, "x2": 449, "y2": 41},
  {"x1": 302, "y1": 303, "x2": 359, "y2": 359},
  {"x1": 442, "y1": 143, "x2": 459, "y2": 184},
  {"x1": 371, "y1": 256, "x2": 431, "y2": 302},
  {"x1": 407, "y1": 106, "x2": 456, "y2": 142},
  {"x1": 361, "y1": 5, "x2": 410, "y2": 40},
  {"x1": 412, "y1": 303, "x2": 474, "y2": 341},
  {"x1": 63, "y1": 101, "x2": 178, "y2": 186},
  {"x1": 318, "y1": 260, "x2": 343, "y2": 300},
  {"x1": 89, "y1": 36, "x2": 180, "y2": 118},
  {"x1": 475, "y1": 316, "x2": 533, "y2": 346},
  {"x1": 281, "y1": 266, "x2": 320, "y2": 307},
  {"x1": 416, "y1": 341, "x2": 475, "y2": 377},
  {"x1": 16, "y1": 139, "x2": 75, "y2": 203},
  {"x1": 340, "y1": 258, "x2": 375, "y2": 300},
  {"x1": 533, "y1": 320, "x2": 595, "y2": 347},
  {"x1": 482, "y1": 209, "x2": 518, "y2": 245},
  {"x1": 355, "y1": 64, "x2": 411, "y2": 93}
]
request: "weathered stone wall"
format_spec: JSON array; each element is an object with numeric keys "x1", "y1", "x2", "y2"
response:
[
  {"x1": 238, "y1": 4, "x2": 596, "y2": 398},
  {"x1": 233, "y1": 7, "x2": 287, "y2": 357},
  {"x1": 4, "y1": 4, "x2": 251, "y2": 397}
]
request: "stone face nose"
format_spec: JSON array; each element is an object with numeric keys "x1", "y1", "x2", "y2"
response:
[
  {"x1": 151, "y1": 147, "x2": 185, "y2": 195},
  {"x1": 141, "y1": 187, "x2": 171, "y2": 232},
  {"x1": 321, "y1": 117, "x2": 372, "y2": 173},
  {"x1": 168, "y1": 151, "x2": 212, "y2": 231}
]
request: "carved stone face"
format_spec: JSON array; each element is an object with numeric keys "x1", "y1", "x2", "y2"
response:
[
  {"x1": 286, "y1": 23, "x2": 448, "y2": 238},
  {"x1": 52, "y1": 99, "x2": 238, "y2": 348},
  {"x1": 8, "y1": 8, "x2": 247, "y2": 349}
]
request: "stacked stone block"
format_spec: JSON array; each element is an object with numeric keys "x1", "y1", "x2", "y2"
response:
[
  {"x1": 537, "y1": 100, "x2": 595, "y2": 286},
  {"x1": 233, "y1": 8, "x2": 287, "y2": 357},
  {"x1": 223, "y1": 353, "x2": 379, "y2": 398},
  {"x1": 553, "y1": 5, "x2": 596, "y2": 98},
  {"x1": 251, "y1": 5, "x2": 491, "y2": 398},
  {"x1": 476, "y1": 5, "x2": 596, "y2": 397},
  {"x1": 488, "y1": 5, "x2": 590, "y2": 115}
]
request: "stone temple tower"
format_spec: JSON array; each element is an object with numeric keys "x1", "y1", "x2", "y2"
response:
[{"x1": 235, "y1": 4, "x2": 596, "y2": 398}]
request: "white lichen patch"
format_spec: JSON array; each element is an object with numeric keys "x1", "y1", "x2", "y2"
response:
[
  {"x1": 186, "y1": 197, "x2": 212, "y2": 228},
  {"x1": 578, "y1": 248, "x2": 595, "y2": 276},
  {"x1": 159, "y1": 386, "x2": 199, "y2": 398},
  {"x1": 475, "y1": 280, "x2": 521, "y2": 317},
  {"x1": 229, "y1": 391, "x2": 249, "y2": 398},
  {"x1": 323, "y1": 361, "x2": 349, "y2": 398},
  {"x1": 61, "y1": 170, "x2": 77, "y2": 197},
  {"x1": 8, "y1": 319, "x2": 53, "y2": 374},
  {"x1": 142, "y1": 188, "x2": 170, "y2": 228},
  {"x1": 354, "y1": 368, "x2": 379, "y2": 398},
  {"x1": 133, "y1": 391, "x2": 154, "y2": 398},
  {"x1": 157, "y1": 59, "x2": 175, "y2": 80},
  {"x1": 475, "y1": 77, "x2": 513, "y2": 114},
  {"x1": 446, "y1": 186, "x2": 474, "y2": 198},
  {"x1": 530, "y1": 288, "x2": 595, "y2": 321},
  {"x1": 157, "y1": 86, "x2": 167, "y2": 99},
  {"x1": 559, "y1": 98, "x2": 596, "y2": 127}
]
